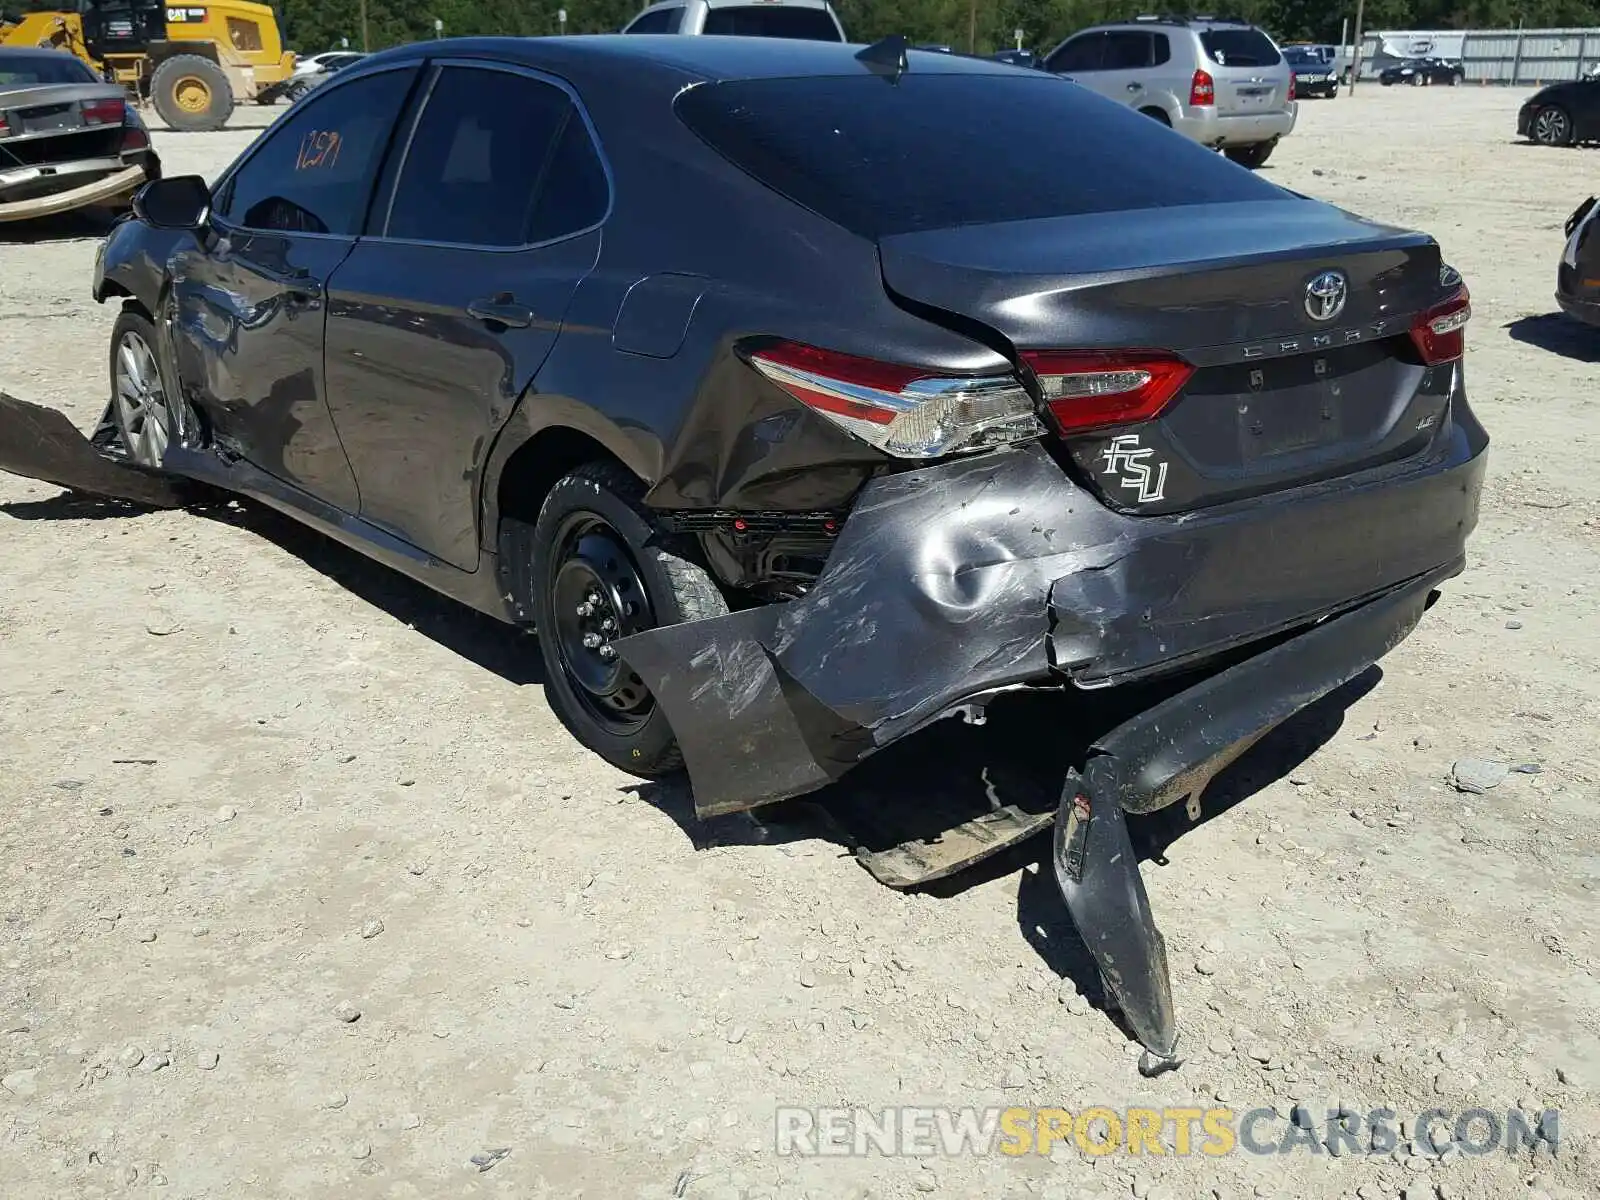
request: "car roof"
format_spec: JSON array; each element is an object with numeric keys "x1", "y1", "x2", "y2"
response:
[
  {"x1": 359, "y1": 33, "x2": 1020, "y2": 83},
  {"x1": 0, "y1": 45, "x2": 90, "y2": 61}
]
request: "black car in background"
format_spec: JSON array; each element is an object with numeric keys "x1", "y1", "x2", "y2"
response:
[
  {"x1": 1282, "y1": 45, "x2": 1338, "y2": 97},
  {"x1": 1557, "y1": 195, "x2": 1600, "y2": 323},
  {"x1": 1379, "y1": 56, "x2": 1465, "y2": 86},
  {"x1": 1519, "y1": 74, "x2": 1600, "y2": 146},
  {"x1": 0, "y1": 35, "x2": 1486, "y2": 1077},
  {"x1": 990, "y1": 47, "x2": 1038, "y2": 68}
]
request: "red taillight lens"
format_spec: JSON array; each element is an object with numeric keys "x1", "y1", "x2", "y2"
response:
[
  {"x1": 1409, "y1": 287, "x2": 1471, "y2": 365},
  {"x1": 121, "y1": 123, "x2": 150, "y2": 151},
  {"x1": 81, "y1": 97, "x2": 126, "y2": 126},
  {"x1": 1023, "y1": 350, "x2": 1194, "y2": 435},
  {"x1": 1288, "y1": 73, "x2": 1296, "y2": 101},
  {"x1": 1190, "y1": 69, "x2": 1215, "y2": 107},
  {"x1": 747, "y1": 340, "x2": 1044, "y2": 459}
]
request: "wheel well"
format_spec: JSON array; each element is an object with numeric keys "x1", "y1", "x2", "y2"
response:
[
  {"x1": 1139, "y1": 106, "x2": 1171, "y2": 125},
  {"x1": 495, "y1": 426, "x2": 633, "y2": 527}
]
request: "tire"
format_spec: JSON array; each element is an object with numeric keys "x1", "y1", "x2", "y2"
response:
[
  {"x1": 527, "y1": 461, "x2": 729, "y2": 777},
  {"x1": 1533, "y1": 105, "x2": 1574, "y2": 147},
  {"x1": 151, "y1": 54, "x2": 235, "y2": 132},
  {"x1": 1138, "y1": 106, "x2": 1171, "y2": 126},
  {"x1": 1224, "y1": 141, "x2": 1274, "y2": 169},
  {"x1": 109, "y1": 307, "x2": 174, "y2": 467},
  {"x1": 1409, "y1": 72, "x2": 1422, "y2": 86}
]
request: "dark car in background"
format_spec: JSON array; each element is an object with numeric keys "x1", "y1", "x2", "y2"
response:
[
  {"x1": 1557, "y1": 195, "x2": 1600, "y2": 323},
  {"x1": 0, "y1": 35, "x2": 1485, "y2": 1076},
  {"x1": 621, "y1": 0, "x2": 844, "y2": 38},
  {"x1": 1519, "y1": 74, "x2": 1600, "y2": 146},
  {"x1": 1379, "y1": 56, "x2": 1465, "y2": 86},
  {"x1": 991, "y1": 47, "x2": 1038, "y2": 68},
  {"x1": 1282, "y1": 44, "x2": 1337, "y2": 97},
  {"x1": 0, "y1": 46, "x2": 159, "y2": 222}
]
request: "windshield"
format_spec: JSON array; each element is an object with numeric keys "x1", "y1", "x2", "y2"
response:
[
  {"x1": 0, "y1": 51, "x2": 98, "y2": 87},
  {"x1": 676, "y1": 73, "x2": 1281, "y2": 239},
  {"x1": 1201, "y1": 29, "x2": 1282, "y2": 68}
]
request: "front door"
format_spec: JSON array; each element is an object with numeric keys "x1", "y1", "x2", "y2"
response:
[
  {"x1": 322, "y1": 62, "x2": 607, "y2": 570},
  {"x1": 166, "y1": 63, "x2": 420, "y2": 513}
]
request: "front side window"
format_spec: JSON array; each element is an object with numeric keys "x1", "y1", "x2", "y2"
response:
[
  {"x1": 215, "y1": 67, "x2": 414, "y2": 235},
  {"x1": 385, "y1": 66, "x2": 605, "y2": 248}
]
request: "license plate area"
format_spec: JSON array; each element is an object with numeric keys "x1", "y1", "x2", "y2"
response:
[{"x1": 18, "y1": 103, "x2": 82, "y2": 134}]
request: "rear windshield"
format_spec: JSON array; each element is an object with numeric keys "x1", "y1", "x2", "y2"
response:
[
  {"x1": 1201, "y1": 29, "x2": 1281, "y2": 68},
  {"x1": 0, "y1": 52, "x2": 98, "y2": 86},
  {"x1": 675, "y1": 74, "x2": 1281, "y2": 239},
  {"x1": 701, "y1": 5, "x2": 842, "y2": 40}
]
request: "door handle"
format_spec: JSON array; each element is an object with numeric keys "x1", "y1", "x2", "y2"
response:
[{"x1": 467, "y1": 294, "x2": 535, "y2": 329}]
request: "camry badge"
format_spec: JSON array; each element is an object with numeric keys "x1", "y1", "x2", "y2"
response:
[{"x1": 1305, "y1": 270, "x2": 1348, "y2": 322}]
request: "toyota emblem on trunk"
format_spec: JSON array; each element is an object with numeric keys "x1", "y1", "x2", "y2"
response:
[{"x1": 1305, "y1": 271, "x2": 1348, "y2": 322}]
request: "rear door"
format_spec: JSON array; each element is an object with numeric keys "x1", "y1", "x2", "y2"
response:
[
  {"x1": 1199, "y1": 26, "x2": 1289, "y2": 115},
  {"x1": 168, "y1": 62, "x2": 420, "y2": 513},
  {"x1": 1099, "y1": 30, "x2": 1158, "y2": 109},
  {"x1": 322, "y1": 61, "x2": 606, "y2": 570}
]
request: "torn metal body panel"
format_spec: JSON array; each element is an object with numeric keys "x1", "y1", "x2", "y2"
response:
[
  {"x1": 616, "y1": 401, "x2": 1485, "y2": 819},
  {"x1": 0, "y1": 391, "x2": 186, "y2": 507}
]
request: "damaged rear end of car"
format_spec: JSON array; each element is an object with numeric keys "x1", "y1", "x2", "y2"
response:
[
  {"x1": 0, "y1": 48, "x2": 160, "y2": 223},
  {"x1": 614, "y1": 63, "x2": 1487, "y2": 1071}
]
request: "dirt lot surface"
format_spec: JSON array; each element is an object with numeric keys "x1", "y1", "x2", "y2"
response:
[{"x1": 2, "y1": 88, "x2": 1598, "y2": 1200}]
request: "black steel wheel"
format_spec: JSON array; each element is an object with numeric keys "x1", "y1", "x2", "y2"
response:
[{"x1": 527, "y1": 461, "x2": 729, "y2": 777}]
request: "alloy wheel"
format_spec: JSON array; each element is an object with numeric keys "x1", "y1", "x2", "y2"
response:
[
  {"x1": 548, "y1": 513, "x2": 658, "y2": 732},
  {"x1": 1535, "y1": 108, "x2": 1571, "y2": 145},
  {"x1": 113, "y1": 329, "x2": 171, "y2": 466}
]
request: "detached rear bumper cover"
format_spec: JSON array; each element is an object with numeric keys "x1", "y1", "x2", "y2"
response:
[
  {"x1": 0, "y1": 163, "x2": 146, "y2": 223},
  {"x1": 617, "y1": 418, "x2": 1486, "y2": 819}
]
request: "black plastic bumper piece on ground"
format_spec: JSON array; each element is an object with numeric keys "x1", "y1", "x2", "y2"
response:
[
  {"x1": 1049, "y1": 573, "x2": 1443, "y2": 1074},
  {"x1": 0, "y1": 392, "x2": 186, "y2": 508}
]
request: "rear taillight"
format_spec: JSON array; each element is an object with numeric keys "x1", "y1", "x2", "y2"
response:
[
  {"x1": 0, "y1": 114, "x2": 10, "y2": 138},
  {"x1": 746, "y1": 341, "x2": 1044, "y2": 459},
  {"x1": 81, "y1": 97, "x2": 126, "y2": 126},
  {"x1": 1288, "y1": 73, "x2": 1296, "y2": 101},
  {"x1": 121, "y1": 123, "x2": 150, "y2": 151},
  {"x1": 1409, "y1": 287, "x2": 1471, "y2": 365},
  {"x1": 1190, "y1": 69, "x2": 1215, "y2": 107},
  {"x1": 1024, "y1": 351, "x2": 1194, "y2": 435}
]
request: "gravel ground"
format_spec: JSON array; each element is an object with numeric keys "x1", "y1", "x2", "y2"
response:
[{"x1": 1, "y1": 87, "x2": 1597, "y2": 1200}]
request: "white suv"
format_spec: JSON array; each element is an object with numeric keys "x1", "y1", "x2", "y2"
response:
[
  {"x1": 1041, "y1": 16, "x2": 1296, "y2": 168},
  {"x1": 621, "y1": 0, "x2": 845, "y2": 39}
]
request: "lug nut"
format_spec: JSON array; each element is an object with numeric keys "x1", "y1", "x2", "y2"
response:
[
  {"x1": 576, "y1": 602, "x2": 593, "y2": 617},
  {"x1": 601, "y1": 617, "x2": 616, "y2": 633},
  {"x1": 581, "y1": 632, "x2": 602, "y2": 649},
  {"x1": 598, "y1": 645, "x2": 617, "y2": 661}
]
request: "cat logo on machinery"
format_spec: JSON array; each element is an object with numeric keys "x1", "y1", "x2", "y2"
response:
[{"x1": 167, "y1": 7, "x2": 207, "y2": 22}]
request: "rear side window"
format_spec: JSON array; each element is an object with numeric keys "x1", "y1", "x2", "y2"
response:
[
  {"x1": 1152, "y1": 33, "x2": 1171, "y2": 65},
  {"x1": 1101, "y1": 31, "x2": 1153, "y2": 70},
  {"x1": 676, "y1": 74, "x2": 1281, "y2": 239},
  {"x1": 624, "y1": 7, "x2": 682, "y2": 33},
  {"x1": 1201, "y1": 29, "x2": 1281, "y2": 68},
  {"x1": 385, "y1": 66, "x2": 603, "y2": 247},
  {"x1": 701, "y1": 5, "x2": 842, "y2": 40}
]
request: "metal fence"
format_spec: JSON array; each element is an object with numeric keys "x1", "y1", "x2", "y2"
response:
[{"x1": 1355, "y1": 28, "x2": 1600, "y2": 86}]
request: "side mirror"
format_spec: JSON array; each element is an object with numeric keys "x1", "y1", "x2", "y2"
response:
[{"x1": 132, "y1": 175, "x2": 211, "y2": 230}]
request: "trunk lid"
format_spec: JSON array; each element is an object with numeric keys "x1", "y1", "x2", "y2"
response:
[
  {"x1": 878, "y1": 198, "x2": 1453, "y2": 513},
  {"x1": 0, "y1": 83, "x2": 125, "y2": 149}
]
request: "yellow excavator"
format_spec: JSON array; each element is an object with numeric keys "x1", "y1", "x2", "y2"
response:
[{"x1": 0, "y1": 0, "x2": 296, "y2": 132}]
